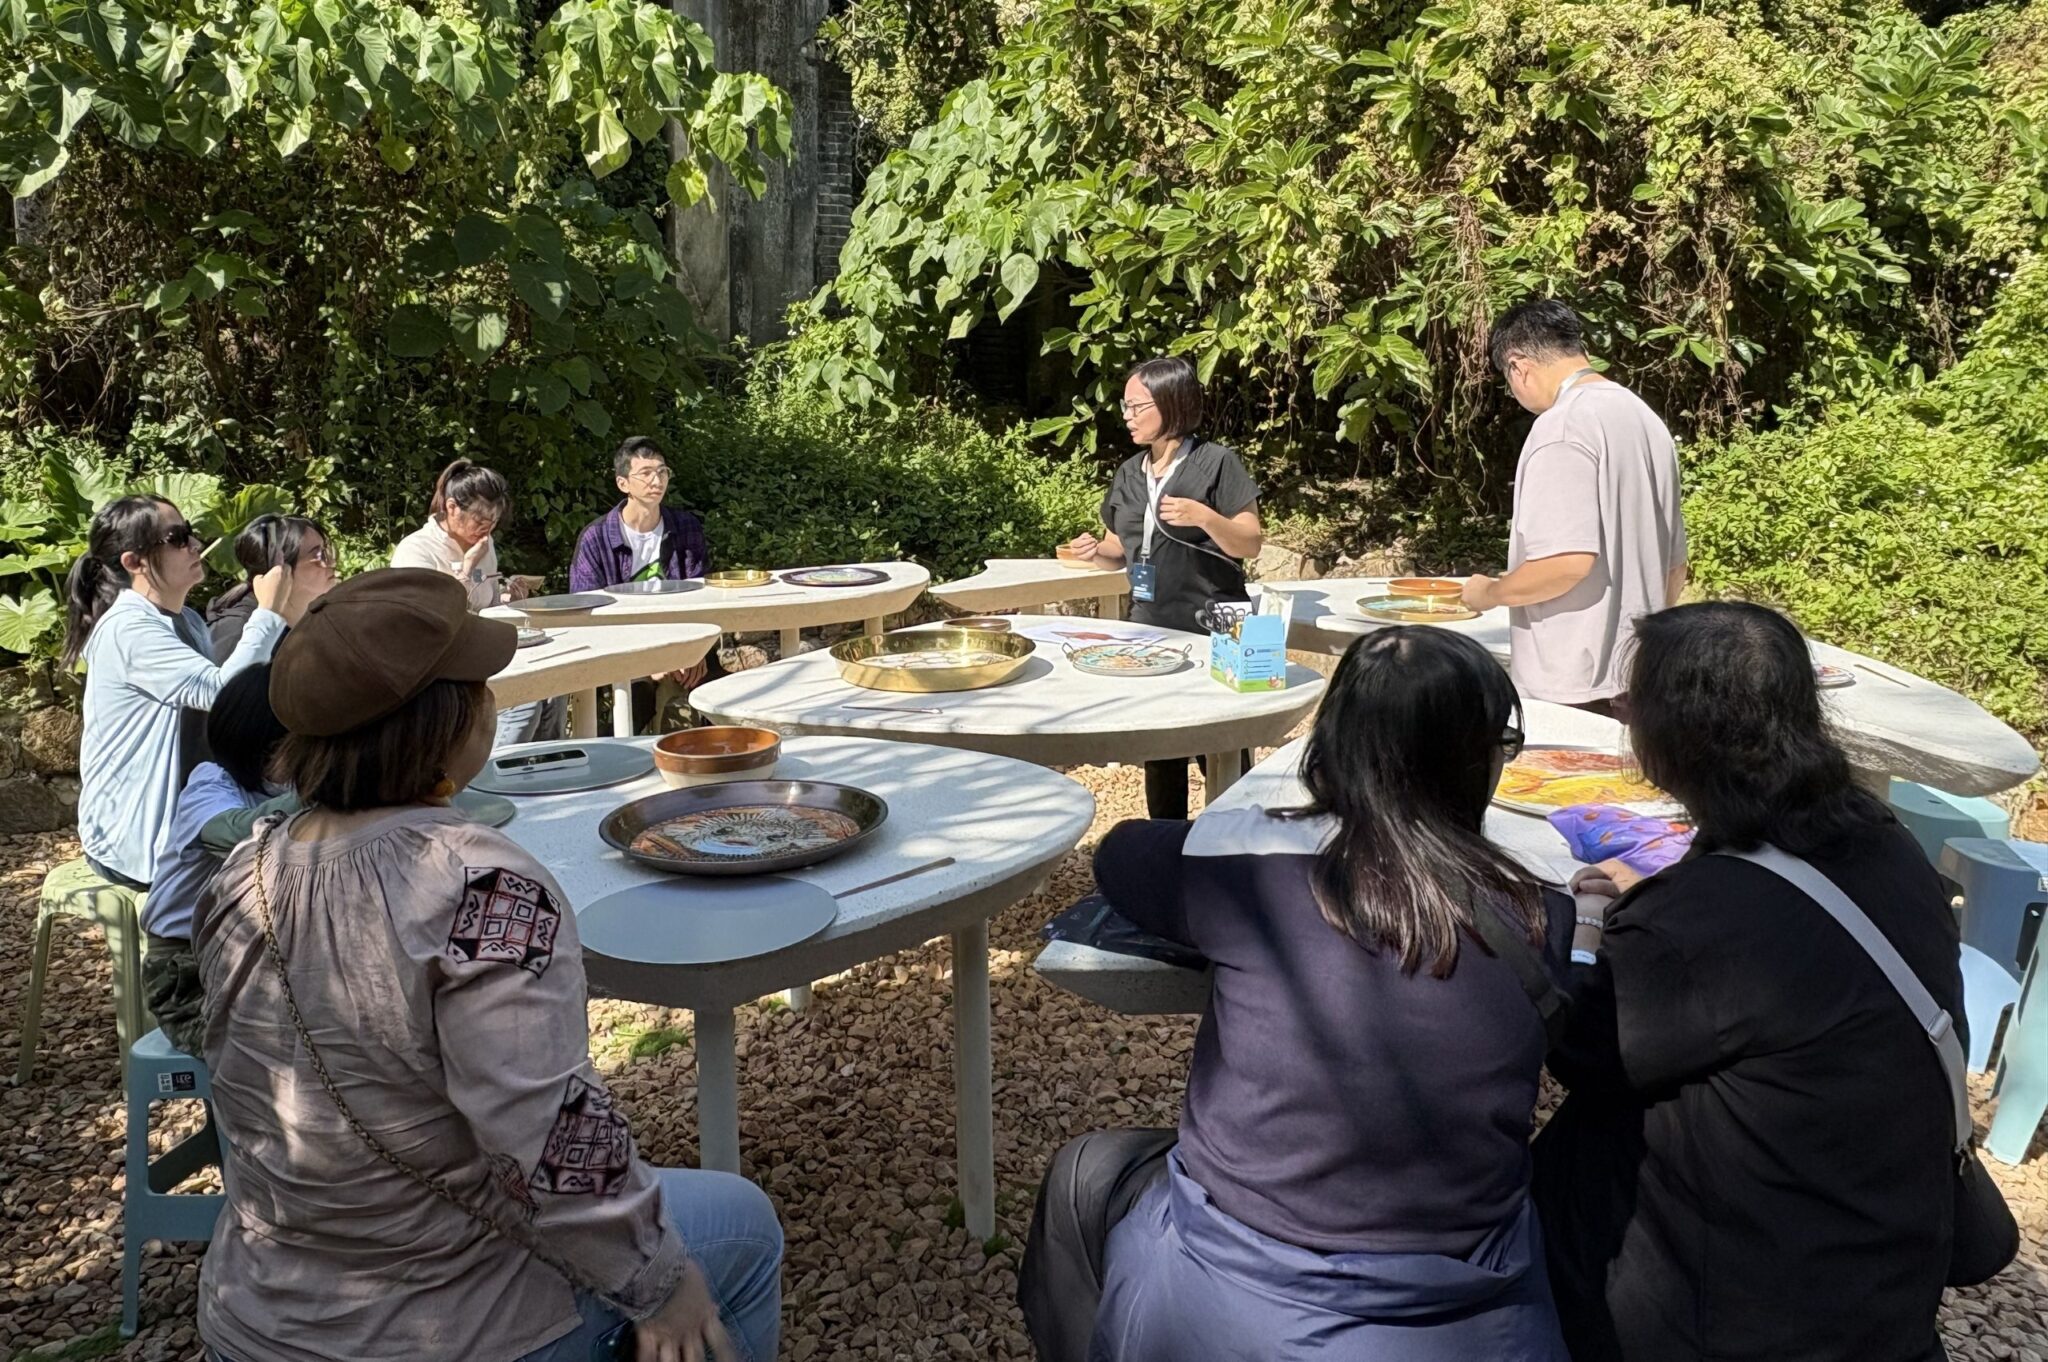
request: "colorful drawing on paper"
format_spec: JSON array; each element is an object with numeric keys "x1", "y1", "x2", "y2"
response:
[{"x1": 1493, "y1": 747, "x2": 1682, "y2": 819}]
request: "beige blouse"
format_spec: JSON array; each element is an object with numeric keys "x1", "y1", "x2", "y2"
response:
[
  {"x1": 389, "y1": 518, "x2": 501, "y2": 611},
  {"x1": 192, "y1": 807, "x2": 685, "y2": 1362}
]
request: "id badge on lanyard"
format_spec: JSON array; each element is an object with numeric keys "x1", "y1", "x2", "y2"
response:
[{"x1": 1129, "y1": 562, "x2": 1158, "y2": 602}]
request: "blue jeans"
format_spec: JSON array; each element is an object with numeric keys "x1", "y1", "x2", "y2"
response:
[
  {"x1": 496, "y1": 696, "x2": 567, "y2": 750},
  {"x1": 517, "y1": 1168, "x2": 784, "y2": 1362}
]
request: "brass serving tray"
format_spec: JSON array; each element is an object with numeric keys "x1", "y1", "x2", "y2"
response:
[
  {"x1": 829, "y1": 628, "x2": 1036, "y2": 693},
  {"x1": 706, "y1": 570, "x2": 773, "y2": 589}
]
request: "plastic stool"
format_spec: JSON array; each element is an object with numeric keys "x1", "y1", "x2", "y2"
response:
[
  {"x1": 1961, "y1": 943, "x2": 2020, "y2": 1072},
  {"x1": 15, "y1": 859, "x2": 152, "y2": 1083},
  {"x1": 1937, "y1": 839, "x2": 2048, "y2": 980},
  {"x1": 1889, "y1": 780, "x2": 2010, "y2": 866},
  {"x1": 123, "y1": 1029, "x2": 226, "y2": 1336}
]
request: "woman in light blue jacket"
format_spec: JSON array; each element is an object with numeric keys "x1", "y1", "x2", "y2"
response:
[{"x1": 63, "y1": 496, "x2": 296, "y2": 887}]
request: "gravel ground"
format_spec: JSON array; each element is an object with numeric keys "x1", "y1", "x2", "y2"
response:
[{"x1": 5, "y1": 756, "x2": 2048, "y2": 1361}]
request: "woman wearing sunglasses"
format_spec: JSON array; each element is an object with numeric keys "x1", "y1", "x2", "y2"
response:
[
  {"x1": 1022, "y1": 626, "x2": 1571, "y2": 1361},
  {"x1": 63, "y1": 496, "x2": 302, "y2": 890},
  {"x1": 207, "y1": 514, "x2": 339, "y2": 660}
]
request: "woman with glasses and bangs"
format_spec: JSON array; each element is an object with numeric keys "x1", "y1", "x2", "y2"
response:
[
  {"x1": 1063, "y1": 356, "x2": 1265, "y2": 819},
  {"x1": 1021, "y1": 626, "x2": 1572, "y2": 1361},
  {"x1": 207, "y1": 513, "x2": 339, "y2": 660},
  {"x1": 64, "y1": 496, "x2": 303, "y2": 890}
]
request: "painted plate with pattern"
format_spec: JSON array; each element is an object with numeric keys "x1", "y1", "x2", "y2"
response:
[
  {"x1": 1062, "y1": 642, "x2": 1191, "y2": 677},
  {"x1": 781, "y1": 566, "x2": 891, "y2": 588},
  {"x1": 1493, "y1": 746, "x2": 1683, "y2": 820},
  {"x1": 600, "y1": 779, "x2": 889, "y2": 876},
  {"x1": 1814, "y1": 663, "x2": 1856, "y2": 689},
  {"x1": 1354, "y1": 595, "x2": 1480, "y2": 623}
]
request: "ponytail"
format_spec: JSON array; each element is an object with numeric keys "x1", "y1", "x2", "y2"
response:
[
  {"x1": 61, "y1": 495, "x2": 176, "y2": 667},
  {"x1": 430, "y1": 459, "x2": 510, "y2": 523}
]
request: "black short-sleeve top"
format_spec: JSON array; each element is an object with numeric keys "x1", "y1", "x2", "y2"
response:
[{"x1": 1099, "y1": 438, "x2": 1260, "y2": 632}]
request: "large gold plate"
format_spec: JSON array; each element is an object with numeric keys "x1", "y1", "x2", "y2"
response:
[{"x1": 830, "y1": 628, "x2": 1037, "y2": 692}]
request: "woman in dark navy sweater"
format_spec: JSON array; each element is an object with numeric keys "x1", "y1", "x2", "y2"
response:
[{"x1": 1023, "y1": 627, "x2": 1572, "y2": 1361}]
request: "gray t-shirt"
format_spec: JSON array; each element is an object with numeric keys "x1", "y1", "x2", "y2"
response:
[{"x1": 1507, "y1": 380, "x2": 1686, "y2": 704}]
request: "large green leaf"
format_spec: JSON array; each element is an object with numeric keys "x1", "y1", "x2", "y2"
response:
[
  {"x1": 447, "y1": 304, "x2": 509, "y2": 362},
  {"x1": 198, "y1": 485, "x2": 292, "y2": 572},
  {"x1": 0, "y1": 588, "x2": 62, "y2": 657},
  {"x1": 454, "y1": 212, "x2": 513, "y2": 266},
  {"x1": 510, "y1": 258, "x2": 571, "y2": 321},
  {"x1": 42, "y1": 445, "x2": 127, "y2": 526},
  {"x1": 132, "y1": 470, "x2": 224, "y2": 522},
  {"x1": 386, "y1": 303, "x2": 449, "y2": 358}
]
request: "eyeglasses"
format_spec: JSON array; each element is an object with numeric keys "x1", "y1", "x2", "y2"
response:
[
  {"x1": 301, "y1": 545, "x2": 333, "y2": 565},
  {"x1": 627, "y1": 466, "x2": 672, "y2": 485},
  {"x1": 161, "y1": 523, "x2": 197, "y2": 550},
  {"x1": 1500, "y1": 724, "x2": 1526, "y2": 760},
  {"x1": 1117, "y1": 399, "x2": 1156, "y2": 418}
]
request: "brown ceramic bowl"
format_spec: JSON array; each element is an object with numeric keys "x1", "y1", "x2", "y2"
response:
[
  {"x1": 1055, "y1": 545, "x2": 1105, "y2": 571},
  {"x1": 1389, "y1": 576, "x2": 1465, "y2": 601},
  {"x1": 652, "y1": 726, "x2": 782, "y2": 789}
]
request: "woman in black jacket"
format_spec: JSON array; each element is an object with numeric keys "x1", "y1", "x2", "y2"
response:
[{"x1": 1535, "y1": 601, "x2": 1960, "y2": 1362}]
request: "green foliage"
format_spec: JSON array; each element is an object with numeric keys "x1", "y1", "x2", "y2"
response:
[
  {"x1": 0, "y1": 0, "x2": 790, "y2": 560},
  {"x1": 820, "y1": 0, "x2": 1007, "y2": 146},
  {"x1": 1686, "y1": 250, "x2": 2048, "y2": 736},
  {"x1": 805, "y1": 0, "x2": 2048, "y2": 523},
  {"x1": 0, "y1": 436, "x2": 290, "y2": 660},
  {"x1": 655, "y1": 324, "x2": 1103, "y2": 583}
]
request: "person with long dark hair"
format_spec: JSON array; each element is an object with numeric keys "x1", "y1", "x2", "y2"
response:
[
  {"x1": 1063, "y1": 356, "x2": 1263, "y2": 818},
  {"x1": 206, "y1": 514, "x2": 338, "y2": 660},
  {"x1": 1021, "y1": 627, "x2": 1572, "y2": 1361},
  {"x1": 390, "y1": 458, "x2": 559, "y2": 747},
  {"x1": 1534, "y1": 601, "x2": 1961, "y2": 1362},
  {"x1": 192, "y1": 570, "x2": 782, "y2": 1362},
  {"x1": 67, "y1": 496, "x2": 296, "y2": 889}
]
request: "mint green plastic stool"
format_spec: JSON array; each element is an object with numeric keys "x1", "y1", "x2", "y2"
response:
[
  {"x1": 14, "y1": 858, "x2": 152, "y2": 1084},
  {"x1": 122, "y1": 1029, "x2": 226, "y2": 1335},
  {"x1": 1889, "y1": 779, "x2": 2009, "y2": 867}
]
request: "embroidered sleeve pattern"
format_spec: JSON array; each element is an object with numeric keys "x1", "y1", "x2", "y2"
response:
[
  {"x1": 530, "y1": 1076, "x2": 636, "y2": 1197},
  {"x1": 447, "y1": 866, "x2": 562, "y2": 978}
]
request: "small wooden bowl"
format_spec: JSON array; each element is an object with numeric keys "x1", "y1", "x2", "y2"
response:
[
  {"x1": 652, "y1": 727, "x2": 782, "y2": 788},
  {"x1": 1054, "y1": 545, "x2": 1103, "y2": 571},
  {"x1": 706, "y1": 570, "x2": 773, "y2": 590},
  {"x1": 1390, "y1": 576, "x2": 1464, "y2": 601}
]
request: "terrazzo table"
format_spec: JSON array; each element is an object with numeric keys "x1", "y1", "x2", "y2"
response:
[
  {"x1": 931, "y1": 557, "x2": 1128, "y2": 620},
  {"x1": 496, "y1": 734, "x2": 1095, "y2": 1239},
  {"x1": 488, "y1": 561, "x2": 931, "y2": 661},
  {"x1": 1252, "y1": 577, "x2": 2039, "y2": 797},
  {"x1": 1035, "y1": 699, "x2": 1617, "y2": 1015},
  {"x1": 688, "y1": 615, "x2": 1326, "y2": 803},
  {"x1": 489, "y1": 623, "x2": 722, "y2": 740}
]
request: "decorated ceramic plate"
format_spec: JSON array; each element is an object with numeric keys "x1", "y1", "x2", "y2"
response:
[
  {"x1": 1493, "y1": 746, "x2": 1683, "y2": 819},
  {"x1": 1814, "y1": 663, "x2": 1856, "y2": 689},
  {"x1": 600, "y1": 779, "x2": 888, "y2": 876},
  {"x1": 1063, "y1": 642, "x2": 1191, "y2": 677},
  {"x1": 782, "y1": 565, "x2": 891, "y2": 588},
  {"x1": 1355, "y1": 595, "x2": 1479, "y2": 624},
  {"x1": 865, "y1": 647, "x2": 1014, "y2": 670}
]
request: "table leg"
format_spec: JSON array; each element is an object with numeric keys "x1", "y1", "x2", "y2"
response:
[
  {"x1": 1098, "y1": 593, "x2": 1123, "y2": 621},
  {"x1": 570, "y1": 688, "x2": 599, "y2": 739},
  {"x1": 694, "y1": 1007, "x2": 741, "y2": 1174},
  {"x1": 780, "y1": 984, "x2": 813, "y2": 1012},
  {"x1": 951, "y1": 921, "x2": 995, "y2": 1241},
  {"x1": 1204, "y1": 748, "x2": 1244, "y2": 803},
  {"x1": 778, "y1": 627, "x2": 800, "y2": 660},
  {"x1": 610, "y1": 681, "x2": 634, "y2": 738},
  {"x1": 862, "y1": 615, "x2": 885, "y2": 638}
]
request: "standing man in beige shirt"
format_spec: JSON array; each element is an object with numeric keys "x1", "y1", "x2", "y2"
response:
[{"x1": 1462, "y1": 300, "x2": 1687, "y2": 713}]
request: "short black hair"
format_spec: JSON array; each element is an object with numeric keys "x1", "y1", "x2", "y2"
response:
[
  {"x1": 1127, "y1": 357, "x2": 1205, "y2": 441},
  {"x1": 207, "y1": 664, "x2": 289, "y2": 794},
  {"x1": 613, "y1": 436, "x2": 664, "y2": 480},
  {"x1": 1626, "y1": 601, "x2": 1891, "y2": 856},
  {"x1": 231, "y1": 514, "x2": 328, "y2": 582},
  {"x1": 1488, "y1": 299, "x2": 1587, "y2": 374}
]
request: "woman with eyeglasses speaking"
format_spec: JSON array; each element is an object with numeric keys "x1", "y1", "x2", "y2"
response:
[
  {"x1": 207, "y1": 514, "x2": 339, "y2": 660},
  {"x1": 1062, "y1": 356, "x2": 1265, "y2": 818},
  {"x1": 63, "y1": 496, "x2": 302, "y2": 890}
]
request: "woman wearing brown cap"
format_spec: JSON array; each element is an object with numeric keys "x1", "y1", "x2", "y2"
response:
[{"x1": 191, "y1": 568, "x2": 783, "y2": 1362}]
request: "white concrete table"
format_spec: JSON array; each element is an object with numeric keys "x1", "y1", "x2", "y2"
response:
[
  {"x1": 489, "y1": 561, "x2": 931, "y2": 661},
  {"x1": 497, "y1": 735, "x2": 1095, "y2": 1238},
  {"x1": 690, "y1": 615, "x2": 1326, "y2": 802},
  {"x1": 1035, "y1": 700, "x2": 1617, "y2": 1015},
  {"x1": 932, "y1": 557, "x2": 1128, "y2": 620},
  {"x1": 1252, "y1": 578, "x2": 2038, "y2": 797},
  {"x1": 491, "y1": 624, "x2": 722, "y2": 740}
]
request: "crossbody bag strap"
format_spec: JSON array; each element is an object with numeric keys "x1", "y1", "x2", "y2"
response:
[
  {"x1": 1470, "y1": 897, "x2": 1572, "y2": 1049},
  {"x1": 1718, "y1": 844, "x2": 1972, "y2": 1154},
  {"x1": 243, "y1": 818, "x2": 632, "y2": 1311}
]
